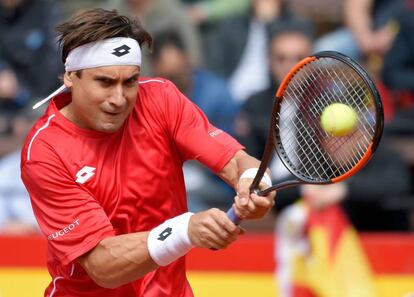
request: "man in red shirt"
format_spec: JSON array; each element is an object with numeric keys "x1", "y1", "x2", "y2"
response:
[{"x1": 21, "y1": 8, "x2": 275, "y2": 297}]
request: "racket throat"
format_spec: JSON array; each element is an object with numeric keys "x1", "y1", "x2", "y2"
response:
[{"x1": 257, "y1": 179, "x2": 303, "y2": 196}]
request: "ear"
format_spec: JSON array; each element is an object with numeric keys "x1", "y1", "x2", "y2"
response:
[{"x1": 63, "y1": 72, "x2": 74, "y2": 88}]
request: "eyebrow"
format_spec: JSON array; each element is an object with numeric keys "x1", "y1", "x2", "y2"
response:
[
  {"x1": 93, "y1": 72, "x2": 139, "y2": 81},
  {"x1": 124, "y1": 73, "x2": 139, "y2": 81}
]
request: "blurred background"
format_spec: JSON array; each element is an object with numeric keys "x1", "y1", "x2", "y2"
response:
[{"x1": 0, "y1": 0, "x2": 413, "y2": 296}]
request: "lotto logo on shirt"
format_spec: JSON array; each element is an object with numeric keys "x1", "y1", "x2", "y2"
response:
[
  {"x1": 48, "y1": 219, "x2": 80, "y2": 241},
  {"x1": 75, "y1": 166, "x2": 96, "y2": 184}
]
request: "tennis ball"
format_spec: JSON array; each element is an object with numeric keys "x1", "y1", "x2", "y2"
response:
[{"x1": 320, "y1": 103, "x2": 358, "y2": 137}]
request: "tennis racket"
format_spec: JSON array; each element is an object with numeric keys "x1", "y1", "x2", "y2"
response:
[{"x1": 227, "y1": 51, "x2": 384, "y2": 224}]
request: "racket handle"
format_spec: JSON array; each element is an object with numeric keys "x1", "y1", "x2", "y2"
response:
[
  {"x1": 226, "y1": 207, "x2": 241, "y2": 225},
  {"x1": 209, "y1": 208, "x2": 240, "y2": 251}
]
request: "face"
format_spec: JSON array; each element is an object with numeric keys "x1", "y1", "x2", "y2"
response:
[
  {"x1": 62, "y1": 65, "x2": 140, "y2": 133},
  {"x1": 152, "y1": 45, "x2": 191, "y2": 93},
  {"x1": 269, "y1": 32, "x2": 312, "y2": 83},
  {"x1": 252, "y1": 0, "x2": 281, "y2": 22}
]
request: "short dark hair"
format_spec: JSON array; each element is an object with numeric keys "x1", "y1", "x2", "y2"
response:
[
  {"x1": 269, "y1": 18, "x2": 315, "y2": 43},
  {"x1": 152, "y1": 31, "x2": 186, "y2": 61},
  {"x1": 56, "y1": 8, "x2": 153, "y2": 64}
]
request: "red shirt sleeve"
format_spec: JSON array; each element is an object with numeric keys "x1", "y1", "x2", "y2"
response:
[
  {"x1": 21, "y1": 145, "x2": 115, "y2": 266},
  {"x1": 162, "y1": 81, "x2": 244, "y2": 173}
]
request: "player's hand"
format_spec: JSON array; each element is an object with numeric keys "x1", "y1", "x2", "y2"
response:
[
  {"x1": 188, "y1": 208, "x2": 244, "y2": 250},
  {"x1": 233, "y1": 177, "x2": 276, "y2": 220}
]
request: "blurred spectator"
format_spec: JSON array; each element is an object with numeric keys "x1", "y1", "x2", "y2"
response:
[
  {"x1": 381, "y1": 3, "x2": 414, "y2": 135},
  {"x1": 340, "y1": 134, "x2": 412, "y2": 231},
  {"x1": 236, "y1": 20, "x2": 314, "y2": 159},
  {"x1": 151, "y1": 31, "x2": 239, "y2": 133},
  {"x1": 151, "y1": 31, "x2": 238, "y2": 212},
  {"x1": 206, "y1": 0, "x2": 304, "y2": 103},
  {"x1": 0, "y1": 0, "x2": 62, "y2": 157},
  {"x1": 119, "y1": 0, "x2": 203, "y2": 76},
  {"x1": 382, "y1": 4, "x2": 414, "y2": 92},
  {"x1": 0, "y1": 0, "x2": 62, "y2": 116},
  {"x1": 0, "y1": 107, "x2": 40, "y2": 234},
  {"x1": 183, "y1": 0, "x2": 250, "y2": 26},
  {"x1": 314, "y1": 0, "x2": 403, "y2": 61}
]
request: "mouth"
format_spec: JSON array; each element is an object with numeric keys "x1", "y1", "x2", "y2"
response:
[{"x1": 103, "y1": 110, "x2": 121, "y2": 116}]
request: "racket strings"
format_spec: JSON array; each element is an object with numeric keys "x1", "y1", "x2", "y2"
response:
[
  {"x1": 319, "y1": 67, "x2": 374, "y2": 169},
  {"x1": 311, "y1": 65, "x2": 373, "y2": 157},
  {"x1": 301, "y1": 68, "x2": 369, "y2": 175},
  {"x1": 282, "y1": 67, "x2": 348, "y2": 176},
  {"x1": 276, "y1": 57, "x2": 377, "y2": 181}
]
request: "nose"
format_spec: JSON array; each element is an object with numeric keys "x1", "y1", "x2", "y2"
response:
[{"x1": 108, "y1": 84, "x2": 126, "y2": 107}]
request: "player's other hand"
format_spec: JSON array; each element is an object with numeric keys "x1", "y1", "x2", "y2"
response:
[
  {"x1": 188, "y1": 208, "x2": 244, "y2": 250},
  {"x1": 233, "y1": 177, "x2": 276, "y2": 220}
]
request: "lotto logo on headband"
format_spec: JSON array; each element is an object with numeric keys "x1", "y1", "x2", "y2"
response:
[{"x1": 112, "y1": 44, "x2": 131, "y2": 57}]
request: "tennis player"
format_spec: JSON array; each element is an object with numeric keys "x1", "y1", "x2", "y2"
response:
[{"x1": 21, "y1": 8, "x2": 275, "y2": 297}]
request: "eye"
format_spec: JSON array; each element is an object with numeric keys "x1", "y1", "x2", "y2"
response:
[
  {"x1": 124, "y1": 77, "x2": 138, "y2": 87},
  {"x1": 96, "y1": 78, "x2": 113, "y2": 87}
]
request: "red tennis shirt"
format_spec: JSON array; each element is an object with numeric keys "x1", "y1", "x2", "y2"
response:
[{"x1": 21, "y1": 78, "x2": 243, "y2": 297}]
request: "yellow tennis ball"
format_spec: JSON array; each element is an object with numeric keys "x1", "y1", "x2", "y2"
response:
[{"x1": 320, "y1": 103, "x2": 358, "y2": 136}]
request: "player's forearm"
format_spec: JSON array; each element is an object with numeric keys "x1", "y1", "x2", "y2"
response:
[
  {"x1": 78, "y1": 232, "x2": 158, "y2": 289},
  {"x1": 218, "y1": 150, "x2": 262, "y2": 188}
]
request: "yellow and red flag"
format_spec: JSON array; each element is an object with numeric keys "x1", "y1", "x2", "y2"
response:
[{"x1": 276, "y1": 202, "x2": 377, "y2": 297}]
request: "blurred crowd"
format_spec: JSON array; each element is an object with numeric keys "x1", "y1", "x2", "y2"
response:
[{"x1": 0, "y1": 0, "x2": 413, "y2": 234}]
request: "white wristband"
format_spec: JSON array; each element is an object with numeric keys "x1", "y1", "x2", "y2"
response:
[
  {"x1": 147, "y1": 212, "x2": 194, "y2": 266},
  {"x1": 240, "y1": 168, "x2": 272, "y2": 188}
]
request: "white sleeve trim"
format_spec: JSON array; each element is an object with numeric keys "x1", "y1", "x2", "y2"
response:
[
  {"x1": 27, "y1": 114, "x2": 55, "y2": 161},
  {"x1": 139, "y1": 79, "x2": 165, "y2": 84}
]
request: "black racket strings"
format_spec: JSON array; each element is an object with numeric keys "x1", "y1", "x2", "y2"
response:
[{"x1": 274, "y1": 57, "x2": 378, "y2": 182}]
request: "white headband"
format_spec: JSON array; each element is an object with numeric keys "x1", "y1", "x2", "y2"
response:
[{"x1": 33, "y1": 37, "x2": 141, "y2": 109}]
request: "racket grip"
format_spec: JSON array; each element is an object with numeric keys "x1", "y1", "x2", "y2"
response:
[{"x1": 226, "y1": 207, "x2": 241, "y2": 225}]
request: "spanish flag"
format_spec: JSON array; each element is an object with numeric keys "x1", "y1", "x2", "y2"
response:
[{"x1": 276, "y1": 201, "x2": 377, "y2": 297}]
